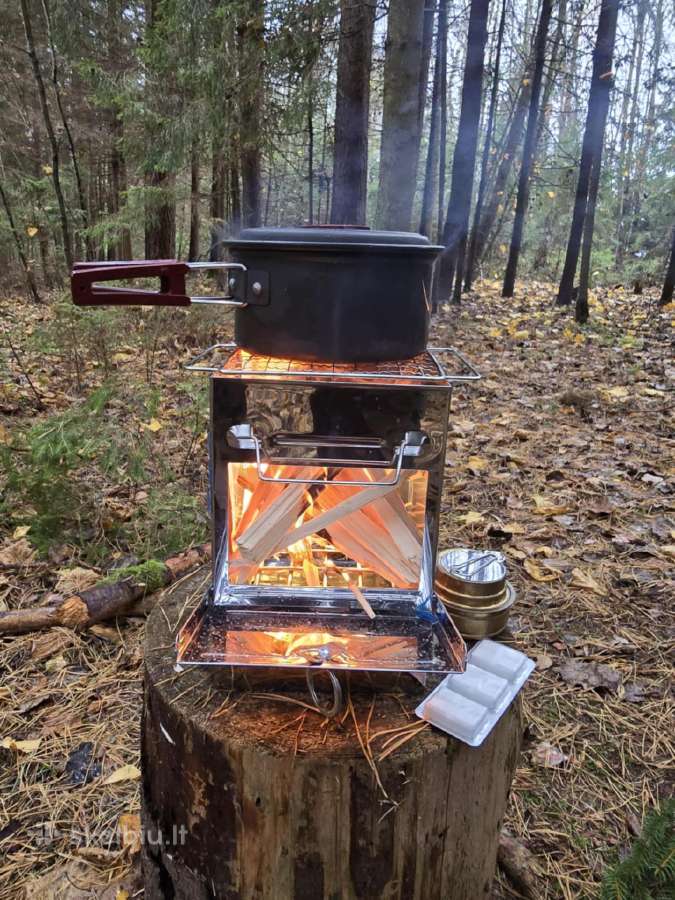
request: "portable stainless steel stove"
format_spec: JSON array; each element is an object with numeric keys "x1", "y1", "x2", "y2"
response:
[{"x1": 176, "y1": 344, "x2": 480, "y2": 681}]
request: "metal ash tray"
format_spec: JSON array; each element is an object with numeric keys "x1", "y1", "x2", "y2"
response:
[{"x1": 177, "y1": 595, "x2": 466, "y2": 674}]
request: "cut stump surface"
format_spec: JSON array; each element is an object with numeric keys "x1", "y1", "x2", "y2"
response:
[{"x1": 142, "y1": 570, "x2": 522, "y2": 899}]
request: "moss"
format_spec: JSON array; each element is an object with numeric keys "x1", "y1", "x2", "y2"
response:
[{"x1": 99, "y1": 559, "x2": 168, "y2": 594}]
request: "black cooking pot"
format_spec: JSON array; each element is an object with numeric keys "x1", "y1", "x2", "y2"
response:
[
  {"x1": 70, "y1": 226, "x2": 443, "y2": 362},
  {"x1": 226, "y1": 227, "x2": 443, "y2": 361}
]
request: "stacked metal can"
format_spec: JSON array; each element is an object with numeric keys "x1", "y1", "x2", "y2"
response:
[{"x1": 435, "y1": 549, "x2": 516, "y2": 639}]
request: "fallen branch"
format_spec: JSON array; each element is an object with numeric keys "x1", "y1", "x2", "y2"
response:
[
  {"x1": 497, "y1": 831, "x2": 540, "y2": 899},
  {"x1": 0, "y1": 543, "x2": 211, "y2": 636}
]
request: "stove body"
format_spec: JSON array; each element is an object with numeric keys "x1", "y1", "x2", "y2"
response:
[{"x1": 177, "y1": 347, "x2": 477, "y2": 675}]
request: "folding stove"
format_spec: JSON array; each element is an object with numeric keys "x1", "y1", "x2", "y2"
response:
[{"x1": 176, "y1": 344, "x2": 481, "y2": 679}]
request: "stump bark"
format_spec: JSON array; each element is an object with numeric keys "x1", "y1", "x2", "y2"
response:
[{"x1": 142, "y1": 572, "x2": 522, "y2": 899}]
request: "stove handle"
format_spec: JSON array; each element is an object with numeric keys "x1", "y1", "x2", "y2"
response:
[
  {"x1": 71, "y1": 261, "x2": 266, "y2": 307},
  {"x1": 226, "y1": 425, "x2": 428, "y2": 486}
]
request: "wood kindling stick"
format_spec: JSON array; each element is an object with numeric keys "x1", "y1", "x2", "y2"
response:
[{"x1": 272, "y1": 480, "x2": 399, "y2": 555}]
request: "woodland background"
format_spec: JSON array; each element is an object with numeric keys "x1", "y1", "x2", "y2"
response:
[
  {"x1": 0, "y1": 0, "x2": 673, "y2": 310},
  {"x1": 0, "y1": 1, "x2": 673, "y2": 898}
]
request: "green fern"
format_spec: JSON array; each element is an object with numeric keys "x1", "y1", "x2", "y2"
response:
[{"x1": 599, "y1": 800, "x2": 675, "y2": 900}]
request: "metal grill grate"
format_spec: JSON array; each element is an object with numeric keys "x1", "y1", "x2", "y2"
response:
[{"x1": 185, "y1": 344, "x2": 481, "y2": 385}]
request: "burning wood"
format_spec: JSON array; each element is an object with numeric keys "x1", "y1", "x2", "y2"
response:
[{"x1": 229, "y1": 465, "x2": 425, "y2": 589}]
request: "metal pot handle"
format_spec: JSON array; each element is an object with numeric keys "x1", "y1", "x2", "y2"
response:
[
  {"x1": 226, "y1": 424, "x2": 428, "y2": 486},
  {"x1": 71, "y1": 260, "x2": 268, "y2": 308}
]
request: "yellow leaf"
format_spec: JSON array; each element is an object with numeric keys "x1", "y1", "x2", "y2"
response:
[
  {"x1": 460, "y1": 510, "x2": 485, "y2": 526},
  {"x1": 513, "y1": 329, "x2": 529, "y2": 340},
  {"x1": 142, "y1": 418, "x2": 162, "y2": 433},
  {"x1": 602, "y1": 386, "x2": 629, "y2": 401},
  {"x1": 466, "y1": 456, "x2": 489, "y2": 474},
  {"x1": 116, "y1": 892, "x2": 130, "y2": 900},
  {"x1": 546, "y1": 191, "x2": 556, "y2": 199},
  {"x1": 12, "y1": 525, "x2": 30, "y2": 540},
  {"x1": 25, "y1": 225, "x2": 39, "y2": 237},
  {"x1": 532, "y1": 495, "x2": 571, "y2": 516},
  {"x1": 524, "y1": 558, "x2": 560, "y2": 582},
  {"x1": 574, "y1": 333, "x2": 585, "y2": 344},
  {"x1": 659, "y1": 545, "x2": 675, "y2": 560},
  {"x1": 103, "y1": 764, "x2": 141, "y2": 785},
  {"x1": 42, "y1": 164, "x2": 53, "y2": 175},
  {"x1": 570, "y1": 567, "x2": 605, "y2": 595},
  {"x1": 118, "y1": 813, "x2": 142, "y2": 855},
  {"x1": 487, "y1": 327, "x2": 502, "y2": 338},
  {"x1": 1, "y1": 737, "x2": 42, "y2": 753},
  {"x1": 499, "y1": 244, "x2": 507, "y2": 255}
]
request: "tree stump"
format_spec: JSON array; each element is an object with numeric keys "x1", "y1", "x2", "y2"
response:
[{"x1": 142, "y1": 572, "x2": 522, "y2": 899}]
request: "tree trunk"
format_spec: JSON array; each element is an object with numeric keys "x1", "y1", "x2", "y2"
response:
[
  {"x1": 556, "y1": 0, "x2": 619, "y2": 306},
  {"x1": 436, "y1": 0, "x2": 448, "y2": 241},
  {"x1": 469, "y1": 68, "x2": 532, "y2": 275},
  {"x1": 40, "y1": 0, "x2": 91, "y2": 259},
  {"x1": 330, "y1": 0, "x2": 377, "y2": 225},
  {"x1": 501, "y1": 0, "x2": 553, "y2": 297},
  {"x1": 0, "y1": 174, "x2": 42, "y2": 303},
  {"x1": 237, "y1": 0, "x2": 264, "y2": 229},
  {"x1": 614, "y1": 0, "x2": 646, "y2": 267},
  {"x1": 465, "y1": 0, "x2": 507, "y2": 289},
  {"x1": 419, "y1": 0, "x2": 445, "y2": 237},
  {"x1": 145, "y1": 170, "x2": 176, "y2": 259},
  {"x1": 141, "y1": 578, "x2": 523, "y2": 899},
  {"x1": 144, "y1": 0, "x2": 176, "y2": 260},
  {"x1": 659, "y1": 227, "x2": 675, "y2": 307},
  {"x1": 575, "y1": 150, "x2": 602, "y2": 324},
  {"x1": 376, "y1": 0, "x2": 427, "y2": 230},
  {"x1": 19, "y1": 0, "x2": 73, "y2": 271},
  {"x1": 437, "y1": 0, "x2": 490, "y2": 304},
  {"x1": 189, "y1": 141, "x2": 200, "y2": 261},
  {"x1": 624, "y1": 0, "x2": 663, "y2": 258}
]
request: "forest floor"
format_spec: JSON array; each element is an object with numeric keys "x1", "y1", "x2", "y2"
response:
[{"x1": 0, "y1": 278, "x2": 673, "y2": 899}]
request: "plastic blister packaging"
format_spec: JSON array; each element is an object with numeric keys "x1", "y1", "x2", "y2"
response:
[{"x1": 415, "y1": 639, "x2": 535, "y2": 747}]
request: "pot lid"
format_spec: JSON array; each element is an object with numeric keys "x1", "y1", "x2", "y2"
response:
[
  {"x1": 438, "y1": 549, "x2": 507, "y2": 585},
  {"x1": 226, "y1": 226, "x2": 443, "y2": 254}
]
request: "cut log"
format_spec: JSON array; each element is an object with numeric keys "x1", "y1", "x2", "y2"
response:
[{"x1": 141, "y1": 576, "x2": 523, "y2": 899}]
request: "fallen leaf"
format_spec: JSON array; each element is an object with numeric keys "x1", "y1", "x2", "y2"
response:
[
  {"x1": 659, "y1": 544, "x2": 675, "y2": 560},
  {"x1": 466, "y1": 456, "x2": 489, "y2": 474},
  {"x1": 0, "y1": 538, "x2": 36, "y2": 567},
  {"x1": 554, "y1": 660, "x2": 622, "y2": 693},
  {"x1": 25, "y1": 225, "x2": 39, "y2": 237},
  {"x1": 532, "y1": 741, "x2": 568, "y2": 768},
  {"x1": 75, "y1": 847, "x2": 123, "y2": 865},
  {"x1": 31, "y1": 630, "x2": 75, "y2": 662},
  {"x1": 459, "y1": 510, "x2": 485, "y2": 526},
  {"x1": 1, "y1": 737, "x2": 42, "y2": 753},
  {"x1": 602, "y1": 385, "x2": 629, "y2": 401},
  {"x1": 570, "y1": 567, "x2": 605, "y2": 595},
  {"x1": 55, "y1": 566, "x2": 100, "y2": 594},
  {"x1": 103, "y1": 764, "x2": 141, "y2": 785},
  {"x1": 118, "y1": 813, "x2": 141, "y2": 855},
  {"x1": 142, "y1": 418, "x2": 162, "y2": 433},
  {"x1": 41, "y1": 164, "x2": 53, "y2": 175},
  {"x1": 12, "y1": 525, "x2": 30, "y2": 539},
  {"x1": 524, "y1": 558, "x2": 560, "y2": 582},
  {"x1": 532, "y1": 495, "x2": 571, "y2": 517},
  {"x1": 45, "y1": 654, "x2": 67, "y2": 673},
  {"x1": 535, "y1": 653, "x2": 553, "y2": 671}
]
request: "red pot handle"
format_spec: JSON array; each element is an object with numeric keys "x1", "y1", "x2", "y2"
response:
[{"x1": 71, "y1": 260, "x2": 251, "y2": 308}]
